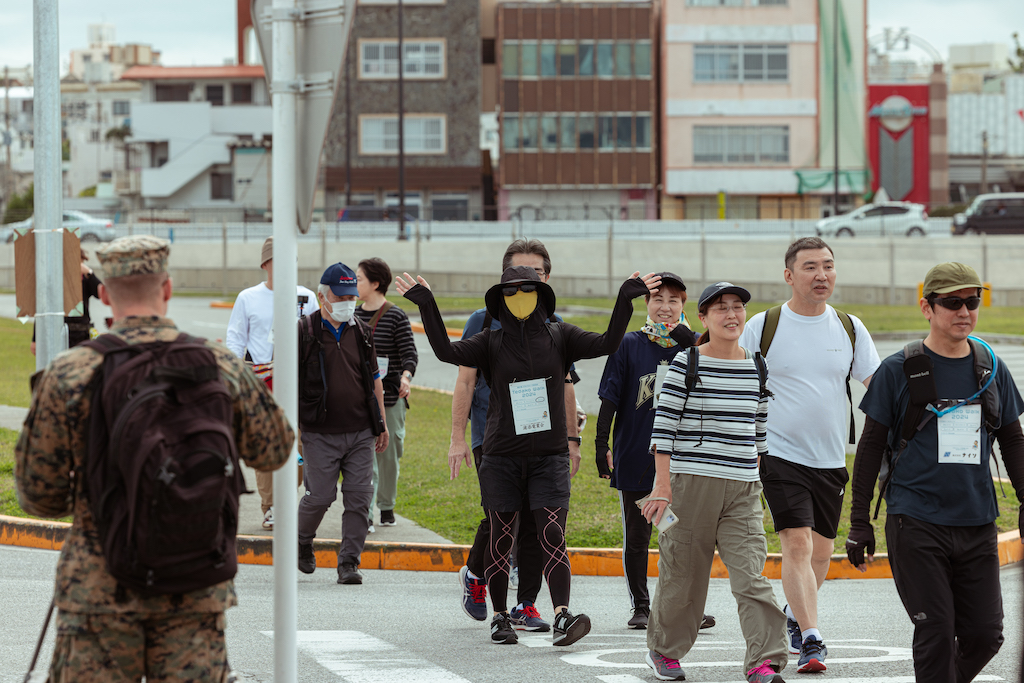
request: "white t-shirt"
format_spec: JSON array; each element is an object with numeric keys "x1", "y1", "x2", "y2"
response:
[
  {"x1": 739, "y1": 303, "x2": 881, "y2": 469},
  {"x1": 225, "y1": 282, "x2": 318, "y2": 364}
]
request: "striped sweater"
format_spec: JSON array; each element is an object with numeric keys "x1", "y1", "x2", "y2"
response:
[
  {"x1": 649, "y1": 348, "x2": 767, "y2": 482},
  {"x1": 354, "y1": 303, "x2": 418, "y2": 406}
]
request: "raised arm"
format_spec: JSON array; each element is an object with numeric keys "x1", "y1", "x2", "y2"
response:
[
  {"x1": 562, "y1": 272, "x2": 661, "y2": 362},
  {"x1": 396, "y1": 273, "x2": 488, "y2": 368}
]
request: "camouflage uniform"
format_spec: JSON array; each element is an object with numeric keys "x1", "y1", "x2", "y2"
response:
[{"x1": 15, "y1": 236, "x2": 295, "y2": 683}]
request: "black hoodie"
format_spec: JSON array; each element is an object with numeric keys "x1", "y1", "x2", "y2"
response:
[{"x1": 404, "y1": 277, "x2": 649, "y2": 458}]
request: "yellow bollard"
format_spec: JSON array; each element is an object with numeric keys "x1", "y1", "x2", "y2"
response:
[
  {"x1": 917, "y1": 282, "x2": 924, "y2": 301},
  {"x1": 983, "y1": 282, "x2": 992, "y2": 307}
]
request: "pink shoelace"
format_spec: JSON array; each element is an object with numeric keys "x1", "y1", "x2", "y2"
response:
[
  {"x1": 747, "y1": 660, "x2": 775, "y2": 676},
  {"x1": 656, "y1": 653, "x2": 682, "y2": 670}
]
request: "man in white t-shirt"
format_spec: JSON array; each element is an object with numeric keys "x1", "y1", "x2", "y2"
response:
[
  {"x1": 226, "y1": 236, "x2": 318, "y2": 529},
  {"x1": 739, "y1": 237, "x2": 880, "y2": 674}
]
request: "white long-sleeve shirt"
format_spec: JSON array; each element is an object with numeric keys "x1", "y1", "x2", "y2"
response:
[{"x1": 225, "y1": 282, "x2": 318, "y2": 363}]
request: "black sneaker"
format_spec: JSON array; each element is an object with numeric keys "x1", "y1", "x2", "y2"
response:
[
  {"x1": 298, "y1": 543, "x2": 315, "y2": 574},
  {"x1": 380, "y1": 509, "x2": 397, "y2": 526},
  {"x1": 490, "y1": 612, "x2": 518, "y2": 644},
  {"x1": 627, "y1": 605, "x2": 650, "y2": 629},
  {"x1": 552, "y1": 608, "x2": 591, "y2": 646},
  {"x1": 338, "y1": 562, "x2": 363, "y2": 585},
  {"x1": 797, "y1": 636, "x2": 827, "y2": 673},
  {"x1": 700, "y1": 613, "x2": 716, "y2": 630}
]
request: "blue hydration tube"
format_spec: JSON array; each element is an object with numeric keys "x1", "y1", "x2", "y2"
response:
[{"x1": 926, "y1": 335, "x2": 997, "y2": 418}]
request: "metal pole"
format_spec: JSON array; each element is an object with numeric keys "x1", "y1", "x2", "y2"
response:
[
  {"x1": 271, "y1": 0, "x2": 299, "y2": 679},
  {"x1": 832, "y1": 0, "x2": 840, "y2": 216},
  {"x1": 34, "y1": 0, "x2": 64, "y2": 370},
  {"x1": 4, "y1": 66, "x2": 11, "y2": 203},
  {"x1": 980, "y1": 131, "x2": 988, "y2": 195},
  {"x1": 344, "y1": 52, "x2": 352, "y2": 208},
  {"x1": 397, "y1": 0, "x2": 406, "y2": 241}
]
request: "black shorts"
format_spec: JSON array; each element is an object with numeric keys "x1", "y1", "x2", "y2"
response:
[
  {"x1": 759, "y1": 454, "x2": 849, "y2": 539},
  {"x1": 478, "y1": 453, "x2": 571, "y2": 512}
]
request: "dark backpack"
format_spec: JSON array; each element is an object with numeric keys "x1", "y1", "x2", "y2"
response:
[
  {"x1": 873, "y1": 337, "x2": 999, "y2": 518},
  {"x1": 760, "y1": 305, "x2": 858, "y2": 444},
  {"x1": 81, "y1": 333, "x2": 243, "y2": 595},
  {"x1": 684, "y1": 346, "x2": 772, "y2": 400}
]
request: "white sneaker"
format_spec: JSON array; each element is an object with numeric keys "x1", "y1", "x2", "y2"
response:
[
  {"x1": 262, "y1": 507, "x2": 274, "y2": 530},
  {"x1": 368, "y1": 524, "x2": 376, "y2": 534}
]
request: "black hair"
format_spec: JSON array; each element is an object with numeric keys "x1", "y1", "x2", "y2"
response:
[
  {"x1": 502, "y1": 239, "x2": 551, "y2": 275},
  {"x1": 358, "y1": 257, "x2": 392, "y2": 294},
  {"x1": 784, "y1": 237, "x2": 834, "y2": 271}
]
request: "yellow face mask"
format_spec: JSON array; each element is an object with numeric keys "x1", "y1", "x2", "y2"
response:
[{"x1": 505, "y1": 290, "x2": 538, "y2": 320}]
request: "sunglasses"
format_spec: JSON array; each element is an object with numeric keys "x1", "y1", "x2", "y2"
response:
[
  {"x1": 931, "y1": 296, "x2": 982, "y2": 311},
  {"x1": 503, "y1": 283, "x2": 537, "y2": 296}
]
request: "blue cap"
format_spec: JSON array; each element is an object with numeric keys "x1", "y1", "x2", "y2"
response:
[{"x1": 321, "y1": 262, "x2": 358, "y2": 296}]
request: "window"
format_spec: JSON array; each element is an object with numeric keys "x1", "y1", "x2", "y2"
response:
[
  {"x1": 540, "y1": 43, "x2": 557, "y2": 76},
  {"x1": 431, "y1": 194, "x2": 469, "y2": 221},
  {"x1": 578, "y1": 115, "x2": 595, "y2": 149},
  {"x1": 360, "y1": 115, "x2": 447, "y2": 154},
  {"x1": 688, "y1": 0, "x2": 742, "y2": 5},
  {"x1": 100, "y1": 170, "x2": 113, "y2": 181},
  {"x1": 21, "y1": 100, "x2": 33, "y2": 114},
  {"x1": 541, "y1": 115, "x2": 558, "y2": 150},
  {"x1": 502, "y1": 42, "x2": 519, "y2": 77},
  {"x1": 112, "y1": 100, "x2": 130, "y2": 116},
  {"x1": 89, "y1": 130, "x2": 100, "y2": 142},
  {"x1": 598, "y1": 115, "x2": 615, "y2": 150},
  {"x1": 206, "y1": 85, "x2": 224, "y2": 106},
  {"x1": 232, "y1": 83, "x2": 253, "y2": 104},
  {"x1": 636, "y1": 115, "x2": 651, "y2": 149},
  {"x1": 635, "y1": 42, "x2": 652, "y2": 77},
  {"x1": 362, "y1": 40, "x2": 445, "y2": 79},
  {"x1": 616, "y1": 115, "x2": 632, "y2": 148},
  {"x1": 695, "y1": 44, "x2": 788, "y2": 82},
  {"x1": 503, "y1": 115, "x2": 519, "y2": 151},
  {"x1": 753, "y1": 0, "x2": 787, "y2": 5},
  {"x1": 521, "y1": 115, "x2": 538, "y2": 149},
  {"x1": 211, "y1": 172, "x2": 233, "y2": 200},
  {"x1": 596, "y1": 43, "x2": 614, "y2": 77},
  {"x1": 615, "y1": 44, "x2": 632, "y2": 77},
  {"x1": 578, "y1": 43, "x2": 595, "y2": 76},
  {"x1": 559, "y1": 115, "x2": 576, "y2": 149},
  {"x1": 155, "y1": 84, "x2": 190, "y2": 102},
  {"x1": 521, "y1": 41, "x2": 538, "y2": 77},
  {"x1": 693, "y1": 126, "x2": 789, "y2": 164},
  {"x1": 482, "y1": 38, "x2": 496, "y2": 65},
  {"x1": 558, "y1": 44, "x2": 576, "y2": 77}
]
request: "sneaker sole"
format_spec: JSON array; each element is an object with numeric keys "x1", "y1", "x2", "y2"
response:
[
  {"x1": 379, "y1": 522, "x2": 397, "y2": 526},
  {"x1": 511, "y1": 622, "x2": 550, "y2": 632},
  {"x1": 553, "y1": 614, "x2": 591, "y2": 647},
  {"x1": 458, "y1": 566, "x2": 487, "y2": 622},
  {"x1": 337, "y1": 576, "x2": 363, "y2": 585},
  {"x1": 645, "y1": 651, "x2": 686, "y2": 681},
  {"x1": 490, "y1": 632, "x2": 518, "y2": 645},
  {"x1": 797, "y1": 658, "x2": 826, "y2": 673},
  {"x1": 627, "y1": 621, "x2": 648, "y2": 630},
  {"x1": 700, "y1": 615, "x2": 715, "y2": 629}
]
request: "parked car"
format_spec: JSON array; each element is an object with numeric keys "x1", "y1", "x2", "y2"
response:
[
  {"x1": 2, "y1": 210, "x2": 117, "y2": 243},
  {"x1": 816, "y1": 202, "x2": 929, "y2": 238},
  {"x1": 952, "y1": 193, "x2": 1024, "y2": 235}
]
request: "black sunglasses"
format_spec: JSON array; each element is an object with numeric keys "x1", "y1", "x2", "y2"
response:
[
  {"x1": 931, "y1": 295, "x2": 982, "y2": 311},
  {"x1": 502, "y1": 283, "x2": 537, "y2": 296}
]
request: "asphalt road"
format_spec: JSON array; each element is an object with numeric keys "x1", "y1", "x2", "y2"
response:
[{"x1": 3, "y1": 544, "x2": 1023, "y2": 683}]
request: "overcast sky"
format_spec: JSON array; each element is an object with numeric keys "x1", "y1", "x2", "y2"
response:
[{"x1": 0, "y1": 0, "x2": 1021, "y2": 72}]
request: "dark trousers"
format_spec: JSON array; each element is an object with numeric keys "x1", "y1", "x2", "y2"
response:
[
  {"x1": 466, "y1": 446, "x2": 543, "y2": 605},
  {"x1": 886, "y1": 514, "x2": 1003, "y2": 683},
  {"x1": 619, "y1": 488, "x2": 653, "y2": 609}
]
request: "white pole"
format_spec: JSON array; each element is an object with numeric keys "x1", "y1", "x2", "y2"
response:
[
  {"x1": 271, "y1": 0, "x2": 299, "y2": 680},
  {"x1": 33, "y1": 0, "x2": 65, "y2": 370}
]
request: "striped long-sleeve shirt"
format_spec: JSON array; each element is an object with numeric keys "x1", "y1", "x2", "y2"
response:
[
  {"x1": 649, "y1": 348, "x2": 767, "y2": 482},
  {"x1": 354, "y1": 303, "x2": 418, "y2": 406}
]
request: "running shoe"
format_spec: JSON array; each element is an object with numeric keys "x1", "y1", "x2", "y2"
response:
[
  {"x1": 490, "y1": 612, "x2": 518, "y2": 644},
  {"x1": 747, "y1": 659, "x2": 785, "y2": 683},
  {"x1": 262, "y1": 507, "x2": 274, "y2": 530},
  {"x1": 380, "y1": 509, "x2": 396, "y2": 526},
  {"x1": 458, "y1": 565, "x2": 488, "y2": 621},
  {"x1": 627, "y1": 605, "x2": 650, "y2": 629},
  {"x1": 552, "y1": 608, "x2": 591, "y2": 646},
  {"x1": 508, "y1": 565, "x2": 519, "y2": 588},
  {"x1": 337, "y1": 562, "x2": 363, "y2": 585},
  {"x1": 509, "y1": 601, "x2": 550, "y2": 632},
  {"x1": 298, "y1": 543, "x2": 315, "y2": 574},
  {"x1": 367, "y1": 524, "x2": 376, "y2": 534},
  {"x1": 785, "y1": 608, "x2": 801, "y2": 654},
  {"x1": 797, "y1": 636, "x2": 827, "y2": 673},
  {"x1": 700, "y1": 613, "x2": 716, "y2": 629},
  {"x1": 646, "y1": 650, "x2": 686, "y2": 681}
]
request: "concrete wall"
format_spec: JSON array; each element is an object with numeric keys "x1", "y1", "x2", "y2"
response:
[{"x1": 7, "y1": 235, "x2": 1024, "y2": 306}]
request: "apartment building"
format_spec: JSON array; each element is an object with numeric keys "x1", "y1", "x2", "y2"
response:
[
  {"x1": 661, "y1": 0, "x2": 867, "y2": 220},
  {"x1": 496, "y1": 1, "x2": 659, "y2": 220}
]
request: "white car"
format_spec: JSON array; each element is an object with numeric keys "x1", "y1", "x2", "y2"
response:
[
  {"x1": 2, "y1": 209, "x2": 117, "y2": 243},
  {"x1": 816, "y1": 202, "x2": 929, "y2": 238}
]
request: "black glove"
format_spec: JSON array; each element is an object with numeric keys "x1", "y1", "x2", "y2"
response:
[
  {"x1": 619, "y1": 276, "x2": 650, "y2": 300},
  {"x1": 669, "y1": 325, "x2": 697, "y2": 348},
  {"x1": 596, "y1": 445, "x2": 612, "y2": 478},
  {"x1": 402, "y1": 282, "x2": 433, "y2": 306},
  {"x1": 845, "y1": 519, "x2": 876, "y2": 566}
]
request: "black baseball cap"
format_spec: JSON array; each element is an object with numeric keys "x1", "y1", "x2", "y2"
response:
[
  {"x1": 698, "y1": 281, "x2": 751, "y2": 310},
  {"x1": 655, "y1": 272, "x2": 686, "y2": 293}
]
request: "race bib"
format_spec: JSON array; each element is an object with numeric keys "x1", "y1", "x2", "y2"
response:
[
  {"x1": 937, "y1": 403, "x2": 982, "y2": 465},
  {"x1": 510, "y1": 378, "x2": 551, "y2": 435},
  {"x1": 653, "y1": 364, "x2": 671, "y2": 410},
  {"x1": 377, "y1": 356, "x2": 390, "y2": 377}
]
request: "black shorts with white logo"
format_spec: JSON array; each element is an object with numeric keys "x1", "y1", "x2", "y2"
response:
[
  {"x1": 759, "y1": 454, "x2": 849, "y2": 538},
  {"x1": 478, "y1": 453, "x2": 572, "y2": 512}
]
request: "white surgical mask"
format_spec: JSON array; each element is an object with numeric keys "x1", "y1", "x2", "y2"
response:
[{"x1": 329, "y1": 300, "x2": 356, "y2": 322}]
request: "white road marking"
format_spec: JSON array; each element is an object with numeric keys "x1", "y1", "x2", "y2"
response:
[
  {"x1": 260, "y1": 630, "x2": 471, "y2": 682},
  {"x1": 595, "y1": 674, "x2": 1004, "y2": 683},
  {"x1": 562, "y1": 644, "x2": 913, "y2": 669}
]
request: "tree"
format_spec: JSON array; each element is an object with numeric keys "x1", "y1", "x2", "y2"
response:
[
  {"x1": 1010, "y1": 32, "x2": 1024, "y2": 74},
  {"x1": 2, "y1": 183, "x2": 33, "y2": 224}
]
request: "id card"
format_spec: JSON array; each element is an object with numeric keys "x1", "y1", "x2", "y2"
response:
[
  {"x1": 653, "y1": 364, "x2": 671, "y2": 410},
  {"x1": 510, "y1": 378, "x2": 551, "y2": 435},
  {"x1": 937, "y1": 403, "x2": 982, "y2": 465},
  {"x1": 377, "y1": 356, "x2": 390, "y2": 377}
]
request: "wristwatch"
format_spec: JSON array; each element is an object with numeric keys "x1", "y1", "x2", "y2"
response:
[{"x1": 567, "y1": 437, "x2": 582, "y2": 444}]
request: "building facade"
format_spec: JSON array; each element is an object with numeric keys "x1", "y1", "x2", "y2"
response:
[
  {"x1": 496, "y1": 1, "x2": 658, "y2": 221},
  {"x1": 69, "y1": 24, "x2": 161, "y2": 84},
  {"x1": 661, "y1": 0, "x2": 867, "y2": 220}
]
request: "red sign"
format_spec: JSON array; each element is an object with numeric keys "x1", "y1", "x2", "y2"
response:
[{"x1": 867, "y1": 84, "x2": 930, "y2": 205}]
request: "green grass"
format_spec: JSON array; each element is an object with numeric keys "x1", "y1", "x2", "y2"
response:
[
  {"x1": 0, "y1": 318, "x2": 36, "y2": 408},
  {"x1": 0, "y1": 426, "x2": 72, "y2": 522}
]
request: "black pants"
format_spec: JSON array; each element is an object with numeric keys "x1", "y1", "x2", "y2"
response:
[
  {"x1": 618, "y1": 488, "x2": 653, "y2": 609},
  {"x1": 886, "y1": 514, "x2": 1003, "y2": 683},
  {"x1": 466, "y1": 446, "x2": 543, "y2": 606},
  {"x1": 487, "y1": 507, "x2": 571, "y2": 614}
]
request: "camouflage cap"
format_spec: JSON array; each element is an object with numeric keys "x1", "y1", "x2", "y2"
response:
[{"x1": 96, "y1": 235, "x2": 170, "y2": 278}]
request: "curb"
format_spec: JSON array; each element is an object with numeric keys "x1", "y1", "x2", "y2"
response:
[
  {"x1": 210, "y1": 301, "x2": 234, "y2": 309},
  {"x1": 410, "y1": 320, "x2": 462, "y2": 338},
  {"x1": 4, "y1": 514, "x2": 1021, "y2": 579}
]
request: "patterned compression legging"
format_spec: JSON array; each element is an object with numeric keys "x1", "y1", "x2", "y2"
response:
[{"x1": 485, "y1": 507, "x2": 570, "y2": 613}]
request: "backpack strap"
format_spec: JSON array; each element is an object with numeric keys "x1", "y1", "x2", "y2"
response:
[
  {"x1": 968, "y1": 337, "x2": 1000, "y2": 433},
  {"x1": 482, "y1": 328, "x2": 503, "y2": 387},
  {"x1": 834, "y1": 309, "x2": 857, "y2": 445},
  {"x1": 752, "y1": 351, "x2": 773, "y2": 400},
  {"x1": 483, "y1": 311, "x2": 493, "y2": 330},
  {"x1": 81, "y1": 333, "x2": 130, "y2": 355},
  {"x1": 368, "y1": 301, "x2": 394, "y2": 333},
  {"x1": 685, "y1": 346, "x2": 700, "y2": 393},
  {"x1": 758, "y1": 306, "x2": 782, "y2": 357}
]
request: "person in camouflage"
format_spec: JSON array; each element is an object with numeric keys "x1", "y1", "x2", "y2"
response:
[{"x1": 15, "y1": 235, "x2": 295, "y2": 683}]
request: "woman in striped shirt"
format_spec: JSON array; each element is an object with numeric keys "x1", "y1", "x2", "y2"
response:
[{"x1": 642, "y1": 282, "x2": 788, "y2": 683}]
